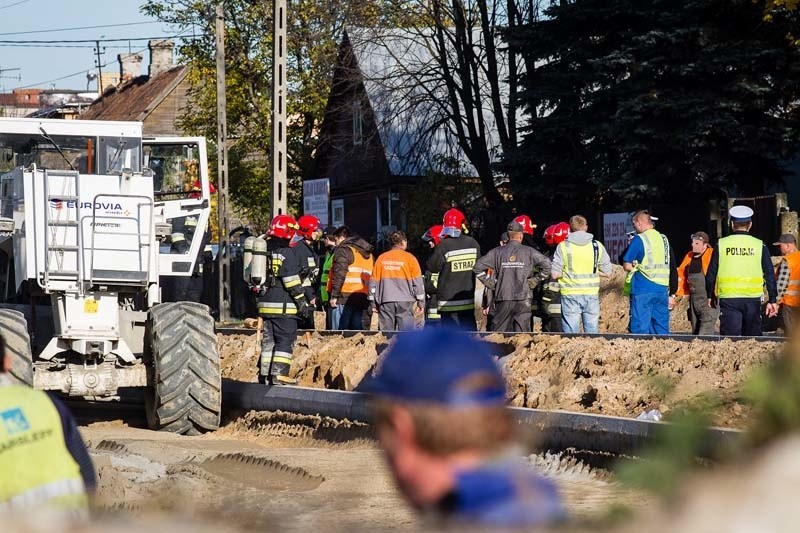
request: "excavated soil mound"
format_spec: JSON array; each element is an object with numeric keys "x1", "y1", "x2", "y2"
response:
[{"x1": 219, "y1": 329, "x2": 782, "y2": 427}]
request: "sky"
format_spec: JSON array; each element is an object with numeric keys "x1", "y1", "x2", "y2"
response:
[{"x1": 0, "y1": 0, "x2": 182, "y2": 92}]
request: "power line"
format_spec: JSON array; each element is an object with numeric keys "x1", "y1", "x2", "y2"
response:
[
  {"x1": 0, "y1": 21, "x2": 162, "y2": 37},
  {"x1": 0, "y1": 0, "x2": 30, "y2": 11},
  {"x1": 0, "y1": 35, "x2": 190, "y2": 44},
  {"x1": 0, "y1": 43, "x2": 137, "y2": 49},
  {"x1": 13, "y1": 28, "x2": 192, "y2": 90}
]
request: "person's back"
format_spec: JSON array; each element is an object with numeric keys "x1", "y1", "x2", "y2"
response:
[
  {"x1": 370, "y1": 231, "x2": 424, "y2": 331},
  {"x1": 428, "y1": 233, "x2": 480, "y2": 327},
  {"x1": 0, "y1": 332, "x2": 95, "y2": 518}
]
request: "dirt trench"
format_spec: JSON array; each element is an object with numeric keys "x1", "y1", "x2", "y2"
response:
[{"x1": 219, "y1": 330, "x2": 781, "y2": 427}]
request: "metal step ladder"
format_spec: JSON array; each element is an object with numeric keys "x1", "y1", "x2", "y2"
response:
[{"x1": 43, "y1": 170, "x2": 82, "y2": 287}]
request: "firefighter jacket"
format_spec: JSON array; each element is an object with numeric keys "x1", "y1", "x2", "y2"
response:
[
  {"x1": 427, "y1": 234, "x2": 481, "y2": 312},
  {"x1": 329, "y1": 237, "x2": 374, "y2": 309},
  {"x1": 0, "y1": 384, "x2": 88, "y2": 513},
  {"x1": 368, "y1": 247, "x2": 425, "y2": 305},
  {"x1": 675, "y1": 247, "x2": 713, "y2": 297},
  {"x1": 473, "y1": 241, "x2": 551, "y2": 302},
  {"x1": 257, "y1": 237, "x2": 310, "y2": 318},
  {"x1": 292, "y1": 239, "x2": 320, "y2": 303}
]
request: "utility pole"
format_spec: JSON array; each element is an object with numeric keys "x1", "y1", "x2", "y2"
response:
[
  {"x1": 93, "y1": 40, "x2": 105, "y2": 93},
  {"x1": 271, "y1": 0, "x2": 288, "y2": 216},
  {"x1": 216, "y1": 2, "x2": 231, "y2": 323}
]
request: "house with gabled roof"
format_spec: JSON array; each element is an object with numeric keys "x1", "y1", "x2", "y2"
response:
[
  {"x1": 311, "y1": 28, "x2": 512, "y2": 246},
  {"x1": 81, "y1": 40, "x2": 189, "y2": 136}
]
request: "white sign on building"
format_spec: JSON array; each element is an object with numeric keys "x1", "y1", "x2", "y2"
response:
[
  {"x1": 603, "y1": 212, "x2": 634, "y2": 264},
  {"x1": 302, "y1": 178, "x2": 330, "y2": 225}
]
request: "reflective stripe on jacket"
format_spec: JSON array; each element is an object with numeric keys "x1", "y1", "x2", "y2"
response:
[
  {"x1": 557, "y1": 240, "x2": 602, "y2": 296},
  {"x1": 638, "y1": 229, "x2": 670, "y2": 286},
  {"x1": 341, "y1": 246, "x2": 374, "y2": 296},
  {"x1": 320, "y1": 252, "x2": 333, "y2": 303},
  {"x1": 781, "y1": 251, "x2": 800, "y2": 306},
  {"x1": 369, "y1": 248, "x2": 424, "y2": 304},
  {"x1": 716, "y1": 234, "x2": 764, "y2": 299},
  {"x1": 0, "y1": 385, "x2": 87, "y2": 513},
  {"x1": 676, "y1": 247, "x2": 713, "y2": 297}
]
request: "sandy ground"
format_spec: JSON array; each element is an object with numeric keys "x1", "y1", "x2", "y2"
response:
[
  {"x1": 219, "y1": 331, "x2": 781, "y2": 427},
  {"x1": 0, "y1": 412, "x2": 645, "y2": 532}
]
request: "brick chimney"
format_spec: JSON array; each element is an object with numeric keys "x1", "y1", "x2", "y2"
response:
[
  {"x1": 148, "y1": 39, "x2": 175, "y2": 77},
  {"x1": 118, "y1": 52, "x2": 143, "y2": 83}
]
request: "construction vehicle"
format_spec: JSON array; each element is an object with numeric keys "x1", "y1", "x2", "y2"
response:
[{"x1": 0, "y1": 117, "x2": 220, "y2": 435}]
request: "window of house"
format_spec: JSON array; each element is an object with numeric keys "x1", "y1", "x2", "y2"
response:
[
  {"x1": 352, "y1": 102, "x2": 364, "y2": 146},
  {"x1": 332, "y1": 198, "x2": 344, "y2": 227}
]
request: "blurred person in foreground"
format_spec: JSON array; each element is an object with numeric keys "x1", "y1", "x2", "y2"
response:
[
  {"x1": 363, "y1": 328, "x2": 564, "y2": 527},
  {"x1": 0, "y1": 333, "x2": 95, "y2": 517}
]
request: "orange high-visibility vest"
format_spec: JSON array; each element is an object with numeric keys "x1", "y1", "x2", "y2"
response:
[
  {"x1": 340, "y1": 246, "x2": 374, "y2": 295},
  {"x1": 782, "y1": 251, "x2": 800, "y2": 307}
]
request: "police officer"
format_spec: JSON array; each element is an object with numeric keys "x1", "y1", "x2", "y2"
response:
[
  {"x1": 473, "y1": 220, "x2": 551, "y2": 332},
  {"x1": 256, "y1": 215, "x2": 313, "y2": 385},
  {"x1": 428, "y1": 209, "x2": 481, "y2": 330},
  {"x1": 706, "y1": 206, "x2": 778, "y2": 336},
  {"x1": 0, "y1": 333, "x2": 95, "y2": 516},
  {"x1": 363, "y1": 328, "x2": 564, "y2": 527},
  {"x1": 292, "y1": 215, "x2": 322, "y2": 330}
]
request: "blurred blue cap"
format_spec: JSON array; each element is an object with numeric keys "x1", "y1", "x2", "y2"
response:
[{"x1": 361, "y1": 328, "x2": 507, "y2": 407}]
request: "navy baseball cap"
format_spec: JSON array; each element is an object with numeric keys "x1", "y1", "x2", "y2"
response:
[{"x1": 360, "y1": 328, "x2": 507, "y2": 407}]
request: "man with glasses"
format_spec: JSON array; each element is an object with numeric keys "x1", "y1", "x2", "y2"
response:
[{"x1": 676, "y1": 232, "x2": 718, "y2": 335}]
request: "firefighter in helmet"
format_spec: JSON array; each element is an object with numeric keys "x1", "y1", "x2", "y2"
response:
[
  {"x1": 291, "y1": 214, "x2": 323, "y2": 330},
  {"x1": 255, "y1": 215, "x2": 313, "y2": 385},
  {"x1": 427, "y1": 209, "x2": 481, "y2": 330}
]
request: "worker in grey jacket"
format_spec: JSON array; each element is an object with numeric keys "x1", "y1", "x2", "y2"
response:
[{"x1": 473, "y1": 221, "x2": 551, "y2": 332}]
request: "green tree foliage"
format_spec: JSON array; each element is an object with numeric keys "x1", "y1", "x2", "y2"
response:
[
  {"x1": 141, "y1": 0, "x2": 392, "y2": 227},
  {"x1": 508, "y1": 0, "x2": 800, "y2": 211}
]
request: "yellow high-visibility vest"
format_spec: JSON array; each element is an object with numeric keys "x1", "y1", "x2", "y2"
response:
[
  {"x1": 638, "y1": 229, "x2": 670, "y2": 287},
  {"x1": 717, "y1": 234, "x2": 764, "y2": 299},
  {"x1": 558, "y1": 240, "x2": 602, "y2": 296},
  {"x1": 0, "y1": 385, "x2": 88, "y2": 513}
]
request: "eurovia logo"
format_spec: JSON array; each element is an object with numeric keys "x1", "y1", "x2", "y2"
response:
[{"x1": 48, "y1": 199, "x2": 125, "y2": 215}]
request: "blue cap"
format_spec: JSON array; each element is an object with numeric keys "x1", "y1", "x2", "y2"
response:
[{"x1": 360, "y1": 328, "x2": 507, "y2": 407}]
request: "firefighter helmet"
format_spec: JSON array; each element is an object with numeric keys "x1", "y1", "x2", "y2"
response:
[
  {"x1": 268, "y1": 214, "x2": 299, "y2": 239},
  {"x1": 422, "y1": 224, "x2": 443, "y2": 247},
  {"x1": 544, "y1": 222, "x2": 570, "y2": 246},
  {"x1": 513, "y1": 214, "x2": 536, "y2": 236},
  {"x1": 441, "y1": 208, "x2": 467, "y2": 238},
  {"x1": 297, "y1": 215, "x2": 321, "y2": 240}
]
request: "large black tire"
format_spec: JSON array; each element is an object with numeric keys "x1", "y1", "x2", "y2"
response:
[
  {"x1": 0, "y1": 309, "x2": 33, "y2": 386},
  {"x1": 145, "y1": 302, "x2": 221, "y2": 435}
]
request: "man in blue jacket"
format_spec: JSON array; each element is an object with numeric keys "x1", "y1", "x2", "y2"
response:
[{"x1": 363, "y1": 328, "x2": 564, "y2": 527}]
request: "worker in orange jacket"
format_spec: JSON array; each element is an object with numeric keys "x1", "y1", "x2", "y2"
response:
[
  {"x1": 773, "y1": 233, "x2": 800, "y2": 334},
  {"x1": 676, "y1": 231, "x2": 718, "y2": 335},
  {"x1": 369, "y1": 230, "x2": 425, "y2": 331}
]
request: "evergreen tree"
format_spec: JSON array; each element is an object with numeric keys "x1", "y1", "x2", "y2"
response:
[{"x1": 508, "y1": 0, "x2": 800, "y2": 209}]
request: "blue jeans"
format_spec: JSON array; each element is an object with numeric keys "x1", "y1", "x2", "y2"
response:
[
  {"x1": 630, "y1": 291, "x2": 669, "y2": 334},
  {"x1": 335, "y1": 304, "x2": 366, "y2": 330},
  {"x1": 561, "y1": 294, "x2": 600, "y2": 333}
]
